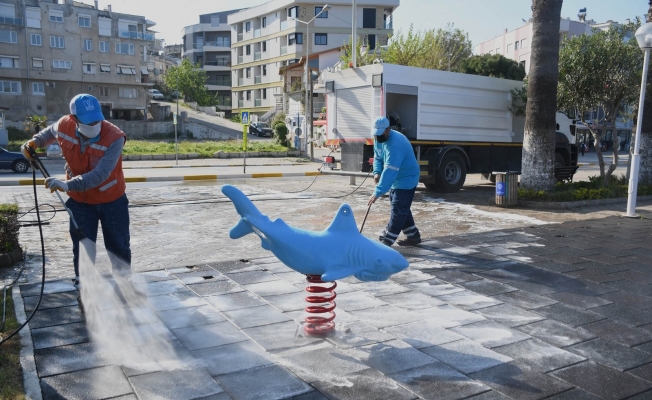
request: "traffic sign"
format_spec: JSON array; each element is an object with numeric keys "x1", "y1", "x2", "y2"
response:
[{"x1": 241, "y1": 110, "x2": 250, "y2": 125}]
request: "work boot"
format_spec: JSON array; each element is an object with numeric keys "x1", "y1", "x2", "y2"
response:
[
  {"x1": 379, "y1": 238, "x2": 393, "y2": 247},
  {"x1": 397, "y1": 237, "x2": 422, "y2": 246}
]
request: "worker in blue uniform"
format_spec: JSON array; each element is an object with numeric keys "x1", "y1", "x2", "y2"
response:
[{"x1": 367, "y1": 116, "x2": 422, "y2": 246}]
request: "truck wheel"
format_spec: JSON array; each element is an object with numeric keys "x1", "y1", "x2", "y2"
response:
[
  {"x1": 424, "y1": 183, "x2": 437, "y2": 191},
  {"x1": 436, "y1": 152, "x2": 466, "y2": 192},
  {"x1": 554, "y1": 152, "x2": 566, "y2": 168}
]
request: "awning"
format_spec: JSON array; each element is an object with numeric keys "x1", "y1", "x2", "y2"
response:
[
  {"x1": 313, "y1": 120, "x2": 327, "y2": 126},
  {"x1": 120, "y1": 66, "x2": 136, "y2": 75},
  {"x1": 100, "y1": 64, "x2": 110, "y2": 72},
  {"x1": 140, "y1": 67, "x2": 149, "y2": 74}
]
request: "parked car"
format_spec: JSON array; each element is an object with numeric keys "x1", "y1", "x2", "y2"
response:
[
  {"x1": 148, "y1": 89, "x2": 164, "y2": 100},
  {"x1": 248, "y1": 122, "x2": 273, "y2": 137},
  {"x1": 46, "y1": 143, "x2": 62, "y2": 159},
  {"x1": 0, "y1": 146, "x2": 30, "y2": 173},
  {"x1": 169, "y1": 90, "x2": 180, "y2": 99}
]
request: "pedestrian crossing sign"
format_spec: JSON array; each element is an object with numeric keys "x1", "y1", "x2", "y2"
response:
[{"x1": 241, "y1": 110, "x2": 250, "y2": 125}]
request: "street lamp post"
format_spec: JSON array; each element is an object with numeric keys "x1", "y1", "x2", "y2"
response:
[
  {"x1": 292, "y1": 4, "x2": 330, "y2": 161},
  {"x1": 626, "y1": 22, "x2": 652, "y2": 217}
]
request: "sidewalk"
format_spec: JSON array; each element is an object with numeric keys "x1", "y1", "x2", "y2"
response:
[{"x1": 6, "y1": 177, "x2": 652, "y2": 399}]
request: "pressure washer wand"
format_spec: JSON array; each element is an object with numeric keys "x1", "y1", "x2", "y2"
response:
[
  {"x1": 359, "y1": 203, "x2": 372, "y2": 233},
  {"x1": 28, "y1": 148, "x2": 85, "y2": 239}
]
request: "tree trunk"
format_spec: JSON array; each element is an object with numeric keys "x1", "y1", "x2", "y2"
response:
[
  {"x1": 637, "y1": 2, "x2": 652, "y2": 184},
  {"x1": 521, "y1": 0, "x2": 563, "y2": 191}
]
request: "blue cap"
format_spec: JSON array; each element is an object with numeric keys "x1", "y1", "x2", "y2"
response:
[
  {"x1": 372, "y1": 116, "x2": 390, "y2": 136},
  {"x1": 69, "y1": 94, "x2": 105, "y2": 124}
]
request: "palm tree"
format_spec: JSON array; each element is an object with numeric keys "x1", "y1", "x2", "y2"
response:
[
  {"x1": 636, "y1": 0, "x2": 652, "y2": 184},
  {"x1": 520, "y1": 0, "x2": 563, "y2": 191},
  {"x1": 24, "y1": 115, "x2": 48, "y2": 135}
]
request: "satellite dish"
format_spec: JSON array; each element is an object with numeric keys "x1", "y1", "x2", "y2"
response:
[{"x1": 153, "y1": 68, "x2": 160, "y2": 75}]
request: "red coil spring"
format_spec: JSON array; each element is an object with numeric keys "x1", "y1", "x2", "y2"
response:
[{"x1": 304, "y1": 275, "x2": 337, "y2": 335}]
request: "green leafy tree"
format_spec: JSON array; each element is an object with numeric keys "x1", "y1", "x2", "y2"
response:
[
  {"x1": 636, "y1": 1, "x2": 652, "y2": 185},
  {"x1": 165, "y1": 59, "x2": 212, "y2": 106},
  {"x1": 461, "y1": 54, "x2": 526, "y2": 80},
  {"x1": 520, "y1": 0, "x2": 563, "y2": 191},
  {"x1": 558, "y1": 21, "x2": 643, "y2": 182},
  {"x1": 24, "y1": 114, "x2": 48, "y2": 135},
  {"x1": 340, "y1": 24, "x2": 472, "y2": 71}
]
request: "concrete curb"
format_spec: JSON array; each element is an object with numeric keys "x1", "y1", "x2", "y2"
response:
[
  {"x1": 12, "y1": 285, "x2": 43, "y2": 400},
  {"x1": 122, "y1": 163, "x2": 309, "y2": 169},
  {"x1": 520, "y1": 195, "x2": 652, "y2": 210}
]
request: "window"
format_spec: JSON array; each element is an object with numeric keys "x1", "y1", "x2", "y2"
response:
[
  {"x1": 0, "y1": 29, "x2": 17, "y2": 43},
  {"x1": 262, "y1": 88, "x2": 267, "y2": 99},
  {"x1": 98, "y1": 17, "x2": 111, "y2": 36},
  {"x1": 30, "y1": 33, "x2": 41, "y2": 46},
  {"x1": 262, "y1": 17, "x2": 266, "y2": 28},
  {"x1": 315, "y1": 6, "x2": 328, "y2": 18},
  {"x1": 99, "y1": 41, "x2": 109, "y2": 53},
  {"x1": 246, "y1": 90, "x2": 251, "y2": 100},
  {"x1": 246, "y1": 67, "x2": 251, "y2": 78},
  {"x1": 49, "y1": 9, "x2": 63, "y2": 23},
  {"x1": 118, "y1": 87, "x2": 137, "y2": 98},
  {"x1": 115, "y1": 43, "x2": 134, "y2": 55},
  {"x1": 245, "y1": 21, "x2": 251, "y2": 32},
  {"x1": 118, "y1": 65, "x2": 136, "y2": 75},
  {"x1": 84, "y1": 39, "x2": 92, "y2": 51},
  {"x1": 83, "y1": 63, "x2": 96, "y2": 74},
  {"x1": 521, "y1": 38, "x2": 527, "y2": 48},
  {"x1": 26, "y1": 7, "x2": 41, "y2": 29},
  {"x1": 288, "y1": 33, "x2": 302, "y2": 45},
  {"x1": 100, "y1": 64, "x2": 110, "y2": 73},
  {"x1": 0, "y1": 80, "x2": 20, "y2": 94},
  {"x1": 246, "y1": 44, "x2": 251, "y2": 55},
  {"x1": 514, "y1": 41, "x2": 519, "y2": 50},
  {"x1": 0, "y1": 56, "x2": 18, "y2": 69},
  {"x1": 288, "y1": 6, "x2": 298, "y2": 19},
  {"x1": 32, "y1": 58, "x2": 43, "y2": 68},
  {"x1": 315, "y1": 33, "x2": 327, "y2": 45},
  {"x1": 362, "y1": 8, "x2": 376, "y2": 29},
  {"x1": 52, "y1": 59, "x2": 72, "y2": 69},
  {"x1": 506, "y1": 44, "x2": 512, "y2": 53},
  {"x1": 519, "y1": 60, "x2": 526, "y2": 69},
  {"x1": 32, "y1": 82, "x2": 45, "y2": 95},
  {"x1": 262, "y1": 64, "x2": 267, "y2": 76},
  {"x1": 99, "y1": 86, "x2": 109, "y2": 97},
  {"x1": 262, "y1": 41, "x2": 267, "y2": 52},
  {"x1": 50, "y1": 36, "x2": 65, "y2": 48},
  {"x1": 78, "y1": 15, "x2": 91, "y2": 28}
]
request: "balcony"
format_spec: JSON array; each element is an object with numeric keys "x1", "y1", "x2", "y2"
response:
[
  {"x1": 206, "y1": 78, "x2": 232, "y2": 86},
  {"x1": 119, "y1": 31, "x2": 154, "y2": 41},
  {"x1": 255, "y1": 99, "x2": 262, "y2": 107},
  {"x1": 280, "y1": 46, "x2": 287, "y2": 56},
  {"x1": 237, "y1": 33, "x2": 243, "y2": 42},
  {"x1": 205, "y1": 59, "x2": 231, "y2": 67},
  {"x1": 238, "y1": 56, "x2": 243, "y2": 64},
  {"x1": 205, "y1": 39, "x2": 231, "y2": 48},
  {"x1": 254, "y1": 76, "x2": 261, "y2": 84},
  {"x1": 0, "y1": 16, "x2": 23, "y2": 26},
  {"x1": 254, "y1": 28, "x2": 261, "y2": 38},
  {"x1": 254, "y1": 52, "x2": 261, "y2": 61},
  {"x1": 193, "y1": 43, "x2": 204, "y2": 49},
  {"x1": 238, "y1": 100, "x2": 244, "y2": 108},
  {"x1": 280, "y1": 21, "x2": 288, "y2": 31}
]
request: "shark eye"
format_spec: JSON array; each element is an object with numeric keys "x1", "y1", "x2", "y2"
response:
[
  {"x1": 342, "y1": 208, "x2": 350, "y2": 216},
  {"x1": 376, "y1": 259, "x2": 382, "y2": 265}
]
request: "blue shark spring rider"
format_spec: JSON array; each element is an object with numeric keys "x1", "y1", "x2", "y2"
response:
[{"x1": 222, "y1": 185, "x2": 409, "y2": 335}]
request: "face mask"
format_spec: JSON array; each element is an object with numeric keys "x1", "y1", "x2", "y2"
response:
[
  {"x1": 376, "y1": 133, "x2": 388, "y2": 143},
  {"x1": 78, "y1": 122, "x2": 101, "y2": 138}
]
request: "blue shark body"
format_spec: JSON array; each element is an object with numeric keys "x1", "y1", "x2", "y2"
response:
[{"x1": 222, "y1": 185, "x2": 409, "y2": 282}]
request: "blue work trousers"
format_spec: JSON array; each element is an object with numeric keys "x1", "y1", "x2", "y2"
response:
[
  {"x1": 379, "y1": 187, "x2": 420, "y2": 244},
  {"x1": 66, "y1": 194, "x2": 131, "y2": 278}
]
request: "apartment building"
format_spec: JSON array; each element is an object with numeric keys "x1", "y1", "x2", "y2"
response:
[
  {"x1": 182, "y1": 10, "x2": 240, "y2": 112},
  {"x1": 228, "y1": 0, "x2": 399, "y2": 118},
  {"x1": 0, "y1": 0, "x2": 159, "y2": 122}
]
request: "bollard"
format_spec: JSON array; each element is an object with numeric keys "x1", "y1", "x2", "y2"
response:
[{"x1": 494, "y1": 171, "x2": 520, "y2": 207}]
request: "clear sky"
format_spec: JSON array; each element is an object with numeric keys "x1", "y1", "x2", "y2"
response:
[{"x1": 91, "y1": 0, "x2": 646, "y2": 49}]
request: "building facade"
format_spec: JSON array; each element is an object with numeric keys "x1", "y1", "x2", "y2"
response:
[
  {"x1": 227, "y1": 0, "x2": 399, "y2": 118},
  {"x1": 0, "y1": 0, "x2": 159, "y2": 122},
  {"x1": 182, "y1": 10, "x2": 239, "y2": 113}
]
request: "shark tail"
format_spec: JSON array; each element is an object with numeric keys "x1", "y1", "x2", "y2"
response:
[
  {"x1": 230, "y1": 218, "x2": 254, "y2": 239},
  {"x1": 222, "y1": 185, "x2": 269, "y2": 244}
]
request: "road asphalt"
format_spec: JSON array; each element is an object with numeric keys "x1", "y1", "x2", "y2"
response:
[{"x1": 2, "y1": 147, "x2": 652, "y2": 399}]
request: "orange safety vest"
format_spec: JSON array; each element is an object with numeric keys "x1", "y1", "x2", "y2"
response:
[{"x1": 54, "y1": 115, "x2": 127, "y2": 205}]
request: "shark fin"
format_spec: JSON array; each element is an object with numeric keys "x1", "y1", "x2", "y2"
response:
[
  {"x1": 321, "y1": 265, "x2": 355, "y2": 282},
  {"x1": 325, "y1": 204, "x2": 359, "y2": 233},
  {"x1": 230, "y1": 218, "x2": 254, "y2": 239}
]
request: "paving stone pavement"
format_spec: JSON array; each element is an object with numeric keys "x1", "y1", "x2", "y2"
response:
[{"x1": 3, "y1": 177, "x2": 652, "y2": 399}]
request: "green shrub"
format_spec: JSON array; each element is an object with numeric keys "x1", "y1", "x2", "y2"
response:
[
  {"x1": 273, "y1": 122, "x2": 289, "y2": 147},
  {"x1": 0, "y1": 203, "x2": 20, "y2": 254},
  {"x1": 7, "y1": 126, "x2": 29, "y2": 141},
  {"x1": 231, "y1": 114, "x2": 241, "y2": 123},
  {"x1": 518, "y1": 174, "x2": 652, "y2": 202}
]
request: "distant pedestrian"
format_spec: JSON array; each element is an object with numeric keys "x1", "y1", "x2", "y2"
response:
[{"x1": 580, "y1": 143, "x2": 585, "y2": 156}]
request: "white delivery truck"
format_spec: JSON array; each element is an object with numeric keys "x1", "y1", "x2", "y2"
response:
[{"x1": 323, "y1": 63, "x2": 578, "y2": 192}]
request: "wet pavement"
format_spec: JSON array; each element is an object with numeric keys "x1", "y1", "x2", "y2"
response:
[{"x1": 3, "y1": 173, "x2": 652, "y2": 399}]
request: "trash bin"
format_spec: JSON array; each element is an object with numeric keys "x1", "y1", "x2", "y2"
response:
[{"x1": 494, "y1": 171, "x2": 520, "y2": 207}]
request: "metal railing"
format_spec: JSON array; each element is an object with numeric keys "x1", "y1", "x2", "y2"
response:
[
  {"x1": 280, "y1": 46, "x2": 287, "y2": 55},
  {"x1": 119, "y1": 31, "x2": 154, "y2": 40},
  {"x1": 193, "y1": 43, "x2": 204, "y2": 49},
  {"x1": 254, "y1": 29, "x2": 261, "y2": 38},
  {"x1": 0, "y1": 16, "x2": 23, "y2": 26},
  {"x1": 205, "y1": 39, "x2": 231, "y2": 47},
  {"x1": 255, "y1": 99, "x2": 262, "y2": 107},
  {"x1": 254, "y1": 76, "x2": 261, "y2": 84},
  {"x1": 205, "y1": 59, "x2": 230, "y2": 66},
  {"x1": 206, "y1": 78, "x2": 232, "y2": 86}
]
